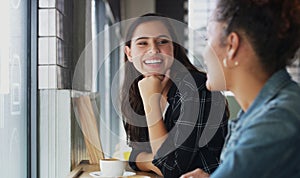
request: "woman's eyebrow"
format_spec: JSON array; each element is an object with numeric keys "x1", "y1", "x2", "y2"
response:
[
  {"x1": 134, "y1": 36, "x2": 149, "y2": 42},
  {"x1": 157, "y1": 34, "x2": 171, "y2": 39},
  {"x1": 133, "y1": 35, "x2": 171, "y2": 42}
]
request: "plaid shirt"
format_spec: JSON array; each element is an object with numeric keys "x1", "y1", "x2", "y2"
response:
[{"x1": 129, "y1": 70, "x2": 228, "y2": 178}]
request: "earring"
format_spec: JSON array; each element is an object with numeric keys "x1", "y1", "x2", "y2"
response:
[
  {"x1": 223, "y1": 58, "x2": 228, "y2": 68},
  {"x1": 234, "y1": 61, "x2": 239, "y2": 66}
]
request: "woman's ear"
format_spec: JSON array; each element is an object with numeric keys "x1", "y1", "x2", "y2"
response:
[
  {"x1": 125, "y1": 46, "x2": 133, "y2": 62},
  {"x1": 226, "y1": 32, "x2": 240, "y2": 60}
]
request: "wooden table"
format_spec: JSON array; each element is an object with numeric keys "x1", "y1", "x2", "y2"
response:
[{"x1": 67, "y1": 160, "x2": 162, "y2": 178}]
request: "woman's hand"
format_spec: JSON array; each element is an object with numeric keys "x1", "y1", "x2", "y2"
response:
[
  {"x1": 180, "y1": 168, "x2": 210, "y2": 178},
  {"x1": 138, "y1": 75, "x2": 164, "y2": 100},
  {"x1": 138, "y1": 69, "x2": 170, "y2": 113}
]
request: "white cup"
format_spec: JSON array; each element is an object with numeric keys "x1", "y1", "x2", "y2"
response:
[{"x1": 100, "y1": 158, "x2": 126, "y2": 177}]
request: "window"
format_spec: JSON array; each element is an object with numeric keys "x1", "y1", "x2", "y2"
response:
[
  {"x1": 188, "y1": 0, "x2": 216, "y2": 67},
  {"x1": 71, "y1": 0, "x2": 127, "y2": 166},
  {"x1": 0, "y1": 0, "x2": 31, "y2": 177}
]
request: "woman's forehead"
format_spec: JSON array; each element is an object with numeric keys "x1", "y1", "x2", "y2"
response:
[{"x1": 131, "y1": 21, "x2": 172, "y2": 39}]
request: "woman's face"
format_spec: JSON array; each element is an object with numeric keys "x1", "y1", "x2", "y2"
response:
[
  {"x1": 203, "y1": 20, "x2": 227, "y2": 91},
  {"x1": 125, "y1": 20, "x2": 174, "y2": 76}
]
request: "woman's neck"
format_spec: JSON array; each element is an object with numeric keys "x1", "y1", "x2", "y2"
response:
[
  {"x1": 160, "y1": 80, "x2": 172, "y2": 111},
  {"x1": 231, "y1": 70, "x2": 270, "y2": 112}
]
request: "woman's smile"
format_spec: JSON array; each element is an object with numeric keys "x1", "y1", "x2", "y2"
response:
[{"x1": 144, "y1": 58, "x2": 162, "y2": 65}]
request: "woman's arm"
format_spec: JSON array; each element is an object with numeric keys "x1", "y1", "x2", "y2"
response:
[
  {"x1": 135, "y1": 152, "x2": 162, "y2": 175},
  {"x1": 138, "y1": 74, "x2": 169, "y2": 155},
  {"x1": 128, "y1": 73, "x2": 170, "y2": 176},
  {"x1": 129, "y1": 143, "x2": 163, "y2": 175},
  {"x1": 151, "y1": 72, "x2": 227, "y2": 177}
]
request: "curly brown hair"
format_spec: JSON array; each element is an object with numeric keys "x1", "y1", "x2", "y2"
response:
[{"x1": 214, "y1": 0, "x2": 300, "y2": 74}]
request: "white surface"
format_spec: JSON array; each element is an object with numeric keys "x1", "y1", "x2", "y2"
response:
[
  {"x1": 39, "y1": 9, "x2": 56, "y2": 36},
  {"x1": 39, "y1": 0, "x2": 55, "y2": 7},
  {"x1": 89, "y1": 171, "x2": 136, "y2": 177},
  {"x1": 0, "y1": 0, "x2": 28, "y2": 177},
  {"x1": 100, "y1": 159, "x2": 126, "y2": 177},
  {"x1": 0, "y1": 0, "x2": 10, "y2": 94},
  {"x1": 39, "y1": 37, "x2": 57, "y2": 65},
  {"x1": 39, "y1": 90, "x2": 71, "y2": 178},
  {"x1": 38, "y1": 66, "x2": 57, "y2": 89}
]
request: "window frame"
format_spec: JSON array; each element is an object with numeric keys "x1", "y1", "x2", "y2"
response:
[{"x1": 27, "y1": 0, "x2": 38, "y2": 178}]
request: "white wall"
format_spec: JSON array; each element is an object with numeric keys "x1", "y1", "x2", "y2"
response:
[{"x1": 39, "y1": 90, "x2": 71, "y2": 178}]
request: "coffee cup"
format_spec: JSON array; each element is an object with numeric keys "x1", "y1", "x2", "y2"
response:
[{"x1": 100, "y1": 158, "x2": 126, "y2": 177}]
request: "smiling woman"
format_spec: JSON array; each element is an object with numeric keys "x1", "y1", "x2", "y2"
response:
[
  {"x1": 124, "y1": 20, "x2": 174, "y2": 76},
  {"x1": 120, "y1": 13, "x2": 229, "y2": 178}
]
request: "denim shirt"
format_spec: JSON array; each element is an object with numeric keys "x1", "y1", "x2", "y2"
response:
[{"x1": 211, "y1": 69, "x2": 300, "y2": 178}]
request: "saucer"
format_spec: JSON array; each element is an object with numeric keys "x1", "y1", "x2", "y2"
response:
[{"x1": 89, "y1": 171, "x2": 136, "y2": 177}]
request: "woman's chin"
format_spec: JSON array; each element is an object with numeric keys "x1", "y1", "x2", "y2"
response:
[
  {"x1": 206, "y1": 75, "x2": 227, "y2": 91},
  {"x1": 206, "y1": 80, "x2": 226, "y2": 91},
  {"x1": 206, "y1": 80, "x2": 213, "y2": 91},
  {"x1": 142, "y1": 69, "x2": 165, "y2": 76}
]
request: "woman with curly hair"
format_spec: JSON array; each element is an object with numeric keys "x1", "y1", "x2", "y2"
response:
[{"x1": 181, "y1": 0, "x2": 300, "y2": 177}]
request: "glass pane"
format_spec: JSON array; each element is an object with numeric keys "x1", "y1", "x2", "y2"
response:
[{"x1": 0, "y1": 0, "x2": 28, "y2": 177}]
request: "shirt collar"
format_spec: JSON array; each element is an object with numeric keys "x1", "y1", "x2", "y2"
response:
[{"x1": 237, "y1": 68, "x2": 291, "y2": 119}]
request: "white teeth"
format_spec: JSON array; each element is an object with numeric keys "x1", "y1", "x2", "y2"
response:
[{"x1": 144, "y1": 59, "x2": 162, "y2": 64}]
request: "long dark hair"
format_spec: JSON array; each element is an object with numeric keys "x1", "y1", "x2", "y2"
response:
[
  {"x1": 121, "y1": 13, "x2": 200, "y2": 143},
  {"x1": 214, "y1": 0, "x2": 300, "y2": 74}
]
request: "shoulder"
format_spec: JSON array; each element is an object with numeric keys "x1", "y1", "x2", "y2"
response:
[
  {"x1": 269, "y1": 82, "x2": 300, "y2": 125},
  {"x1": 262, "y1": 72, "x2": 300, "y2": 123},
  {"x1": 266, "y1": 81, "x2": 300, "y2": 124},
  {"x1": 244, "y1": 83, "x2": 300, "y2": 138},
  {"x1": 175, "y1": 70, "x2": 207, "y2": 88},
  {"x1": 168, "y1": 70, "x2": 210, "y2": 98}
]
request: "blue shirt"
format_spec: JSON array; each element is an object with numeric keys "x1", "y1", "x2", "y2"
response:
[{"x1": 211, "y1": 69, "x2": 300, "y2": 178}]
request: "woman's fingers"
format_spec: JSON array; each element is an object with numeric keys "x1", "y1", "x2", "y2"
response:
[
  {"x1": 180, "y1": 168, "x2": 210, "y2": 178},
  {"x1": 138, "y1": 69, "x2": 171, "y2": 97}
]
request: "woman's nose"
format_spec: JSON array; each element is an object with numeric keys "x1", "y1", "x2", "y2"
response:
[{"x1": 148, "y1": 42, "x2": 160, "y2": 54}]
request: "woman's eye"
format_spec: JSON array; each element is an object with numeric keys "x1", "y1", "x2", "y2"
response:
[
  {"x1": 137, "y1": 41, "x2": 147, "y2": 46},
  {"x1": 157, "y1": 39, "x2": 170, "y2": 45}
]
